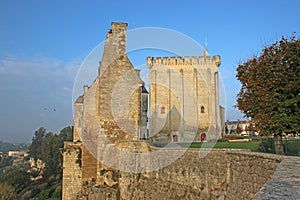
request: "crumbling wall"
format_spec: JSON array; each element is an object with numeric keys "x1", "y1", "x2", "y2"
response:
[
  {"x1": 98, "y1": 55, "x2": 143, "y2": 142},
  {"x1": 62, "y1": 142, "x2": 82, "y2": 200}
]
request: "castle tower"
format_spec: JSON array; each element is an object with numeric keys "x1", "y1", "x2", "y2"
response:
[{"x1": 147, "y1": 52, "x2": 222, "y2": 143}]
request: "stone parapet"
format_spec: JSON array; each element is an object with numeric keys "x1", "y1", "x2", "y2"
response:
[
  {"x1": 253, "y1": 155, "x2": 300, "y2": 199},
  {"x1": 147, "y1": 55, "x2": 221, "y2": 68},
  {"x1": 72, "y1": 142, "x2": 284, "y2": 200}
]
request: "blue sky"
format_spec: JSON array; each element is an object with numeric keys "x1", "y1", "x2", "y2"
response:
[{"x1": 1, "y1": 0, "x2": 300, "y2": 143}]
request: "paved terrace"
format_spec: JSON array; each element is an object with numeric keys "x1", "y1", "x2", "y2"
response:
[{"x1": 253, "y1": 155, "x2": 300, "y2": 199}]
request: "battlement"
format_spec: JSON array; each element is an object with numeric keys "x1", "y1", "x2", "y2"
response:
[{"x1": 147, "y1": 55, "x2": 221, "y2": 68}]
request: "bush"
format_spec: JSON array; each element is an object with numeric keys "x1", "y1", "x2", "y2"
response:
[
  {"x1": 0, "y1": 183, "x2": 17, "y2": 200},
  {"x1": 0, "y1": 167, "x2": 30, "y2": 191},
  {"x1": 224, "y1": 134, "x2": 244, "y2": 140},
  {"x1": 31, "y1": 188, "x2": 41, "y2": 197},
  {"x1": 259, "y1": 138, "x2": 275, "y2": 153},
  {"x1": 284, "y1": 140, "x2": 300, "y2": 156},
  {"x1": 32, "y1": 189, "x2": 51, "y2": 199},
  {"x1": 52, "y1": 186, "x2": 62, "y2": 199}
]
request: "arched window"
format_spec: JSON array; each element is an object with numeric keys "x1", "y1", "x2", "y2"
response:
[
  {"x1": 200, "y1": 132, "x2": 206, "y2": 141},
  {"x1": 201, "y1": 106, "x2": 205, "y2": 113}
]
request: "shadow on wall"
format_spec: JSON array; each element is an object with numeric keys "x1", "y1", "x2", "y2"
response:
[{"x1": 150, "y1": 106, "x2": 209, "y2": 146}]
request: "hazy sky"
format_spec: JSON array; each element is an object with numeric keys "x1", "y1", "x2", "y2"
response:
[{"x1": 1, "y1": 0, "x2": 300, "y2": 143}]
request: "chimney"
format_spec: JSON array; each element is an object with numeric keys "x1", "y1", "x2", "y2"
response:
[{"x1": 99, "y1": 22, "x2": 128, "y2": 75}]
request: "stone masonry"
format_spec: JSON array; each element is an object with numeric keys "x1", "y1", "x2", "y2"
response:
[
  {"x1": 73, "y1": 144, "x2": 283, "y2": 200},
  {"x1": 62, "y1": 138, "x2": 300, "y2": 199},
  {"x1": 63, "y1": 22, "x2": 148, "y2": 200},
  {"x1": 147, "y1": 50, "x2": 223, "y2": 144},
  {"x1": 62, "y1": 22, "x2": 300, "y2": 200}
]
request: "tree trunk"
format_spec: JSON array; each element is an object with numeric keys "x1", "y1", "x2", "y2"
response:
[{"x1": 274, "y1": 135, "x2": 284, "y2": 155}]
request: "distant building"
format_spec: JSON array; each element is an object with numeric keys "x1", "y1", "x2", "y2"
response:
[
  {"x1": 11, "y1": 151, "x2": 30, "y2": 168},
  {"x1": 7, "y1": 150, "x2": 21, "y2": 157},
  {"x1": 225, "y1": 120, "x2": 257, "y2": 136}
]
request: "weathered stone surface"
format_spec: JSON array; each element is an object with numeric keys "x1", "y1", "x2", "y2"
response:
[
  {"x1": 62, "y1": 142, "x2": 82, "y2": 200},
  {"x1": 63, "y1": 22, "x2": 300, "y2": 200},
  {"x1": 147, "y1": 55, "x2": 223, "y2": 143},
  {"x1": 63, "y1": 22, "x2": 148, "y2": 199},
  {"x1": 70, "y1": 145, "x2": 283, "y2": 200}
]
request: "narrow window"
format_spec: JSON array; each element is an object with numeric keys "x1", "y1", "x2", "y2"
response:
[
  {"x1": 161, "y1": 106, "x2": 165, "y2": 114},
  {"x1": 201, "y1": 106, "x2": 205, "y2": 113},
  {"x1": 173, "y1": 135, "x2": 178, "y2": 142}
]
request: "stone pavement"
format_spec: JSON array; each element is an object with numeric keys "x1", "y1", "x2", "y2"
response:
[{"x1": 253, "y1": 156, "x2": 300, "y2": 200}]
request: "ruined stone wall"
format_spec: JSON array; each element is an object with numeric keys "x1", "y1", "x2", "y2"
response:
[
  {"x1": 65, "y1": 22, "x2": 146, "y2": 195},
  {"x1": 62, "y1": 142, "x2": 82, "y2": 200},
  {"x1": 99, "y1": 22, "x2": 127, "y2": 75},
  {"x1": 81, "y1": 79, "x2": 100, "y2": 181},
  {"x1": 96, "y1": 22, "x2": 144, "y2": 142},
  {"x1": 73, "y1": 100, "x2": 83, "y2": 142},
  {"x1": 62, "y1": 138, "x2": 282, "y2": 200},
  {"x1": 81, "y1": 146, "x2": 98, "y2": 180},
  {"x1": 98, "y1": 55, "x2": 143, "y2": 141}
]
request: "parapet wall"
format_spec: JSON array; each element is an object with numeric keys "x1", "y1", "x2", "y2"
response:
[
  {"x1": 147, "y1": 55, "x2": 221, "y2": 67},
  {"x1": 74, "y1": 144, "x2": 282, "y2": 200},
  {"x1": 225, "y1": 151, "x2": 282, "y2": 199},
  {"x1": 118, "y1": 148, "x2": 281, "y2": 200}
]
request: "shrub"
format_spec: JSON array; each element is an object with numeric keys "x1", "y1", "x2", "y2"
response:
[
  {"x1": 259, "y1": 138, "x2": 275, "y2": 153},
  {"x1": 224, "y1": 134, "x2": 244, "y2": 140},
  {"x1": 284, "y1": 140, "x2": 300, "y2": 156}
]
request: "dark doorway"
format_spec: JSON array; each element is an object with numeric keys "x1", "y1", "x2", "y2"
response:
[
  {"x1": 200, "y1": 132, "x2": 206, "y2": 141},
  {"x1": 173, "y1": 135, "x2": 178, "y2": 142}
]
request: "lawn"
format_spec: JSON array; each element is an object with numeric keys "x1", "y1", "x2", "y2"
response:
[{"x1": 179, "y1": 141, "x2": 261, "y2": 152}]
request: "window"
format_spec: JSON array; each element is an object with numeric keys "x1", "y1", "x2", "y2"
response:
[
  {"x1": 161, "y1": 106, "x2": 165, "y2": 114},
  {"x1": 173, "y1": 135, "x2": 178, "y2": 142},
  {"x1": 201, "y1": 106, "x2": 205, "y2": 113}
]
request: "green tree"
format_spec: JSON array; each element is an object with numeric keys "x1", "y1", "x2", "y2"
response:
[
  {"x1": 42, "y1": 126, "x2": 73, "y2": 179},
  {"x1": 0, "y1": 183, "x2": 17, "y2": 200},
  {"x1": 0, "y1": 167, "x2": 30, "y2": 192},
  {"x1": 42, "y1": 133, "x2": 61, "y2": 178},
  {"x1": 236, "y1": 34, "x2": 300, "y2": 154},
  {"x1": 0, "y1": 156, "x2": 13, "y2": 168},
  {"x1": 29, "y1": 127, "x2": 46, "y2": 159},
  {"x1": 59, "y1": 126, "x2": 73, "y2": 142}
]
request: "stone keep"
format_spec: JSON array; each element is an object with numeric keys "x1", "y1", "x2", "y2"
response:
[{"x1": 147, "y1": 52, "x2": 222, "y2": 143}]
